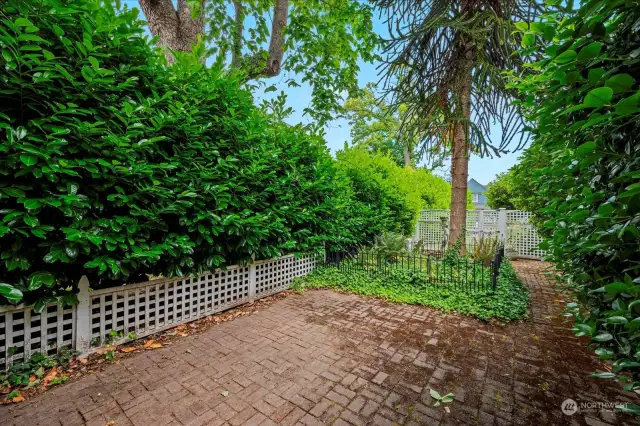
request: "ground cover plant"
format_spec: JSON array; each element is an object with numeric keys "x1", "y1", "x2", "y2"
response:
[
  {"x1": 508, "y1": 0, "x2": 640, "y2": 396},
  {"x1": 293, "y1": 259, "x2": 529, "y2": 322}
]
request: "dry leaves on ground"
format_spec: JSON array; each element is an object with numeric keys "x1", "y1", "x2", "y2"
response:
[{"x1": 42, "y1": 368, "x2": 57, "y2": 387}]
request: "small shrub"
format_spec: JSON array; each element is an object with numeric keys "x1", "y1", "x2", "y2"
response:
[
  {"x1": 470, "y1": 233, "x2": 501, "y2": 266},
  {"x1": 0, "y1": 347, "x2": 76, "y2": 388}
]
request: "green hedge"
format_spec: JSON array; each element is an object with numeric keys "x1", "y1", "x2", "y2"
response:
[
  {"x1": 335, "y1": 147, "x2": 461, "y2": 240},
  {"x1": 511, "y1": 1, "x2": 640, "y2": 396},
  {"x1": 0, "y1": 0, "x2": 360, "y2": 308}
]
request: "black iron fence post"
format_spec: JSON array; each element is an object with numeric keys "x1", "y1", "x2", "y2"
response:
[{"x1": 491, "y1": 245, "x2": 505, "y2": 290}]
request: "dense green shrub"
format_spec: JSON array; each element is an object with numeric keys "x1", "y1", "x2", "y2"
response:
[
  {"x1": 335, "y1": 147, "x2": 459, "y2": 240},
  {"x1": 0, "y1": 0, "x2": 358, "y2": 307},
  {"x1": 292, "y1": 261, "x2": 529, "y2": 322},
  {"x1": 511, "y1": 1, "x2": 640, "y2": 394},
  {"x1": 485, "y1": 170, "x2": 521, "y2": 210}
]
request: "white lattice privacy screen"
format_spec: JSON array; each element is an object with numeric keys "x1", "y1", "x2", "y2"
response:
[
  {"x1": 0, "y1": 254, "x2": 318, "y2": 371},
  {"x1": 505, "y1": 210, "x2": 546, "y2": 259},
  {"x1": 415, "y1": 209, "x2": 545, "y2": 260}
]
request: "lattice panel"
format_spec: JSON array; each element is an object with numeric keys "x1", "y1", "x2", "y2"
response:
[
  {"x1": 1, "y1": 253, "x2": 315, "y2": 369},
  {"x1": 417, "y1": 220, "x2": 447, "y2": 245},
  {"x1": 506, "y1": 211, "x2": 546, "y2": 258},
  {"x1": 417, "y1": 209, "x2": 545, "y2": 259},
  {"x1": 89, "y1": 267, "x2": 250, "y2": 347},
  {"x1": 255, "y1": 256, "x2": 296, "y2": 297},
  {"x1": 293, "y1": 255, "x2": 317, "y2": 277},
  {"x1": 418, "y1": 210, "x2": 450, "y2": 222},
  {"x1": 507, "y1": 210, "x2": 532, "y2": 225},
  {"x1": 0, "y1": 304, "x2": 75, "y2": 372},
  {"x1": 481, "y1": 210, "x2": 499, "y2": 231}
]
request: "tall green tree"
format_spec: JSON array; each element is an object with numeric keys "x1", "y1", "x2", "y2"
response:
[
  {"x1": 138, "y1": 0, "x2": 379, "y2": 124},
  {"x1": 485, "y1": 170, "x2": 518, "y2": 209},
  {"x1": 344, "y1": 84, "x2": 450, "y2": 168},
  {"x1": 344, "y1": 84, "x2": 418, "y2": 167},
  {"x1": 374, "y1": 0, "x2": 539, "y2": 252}
]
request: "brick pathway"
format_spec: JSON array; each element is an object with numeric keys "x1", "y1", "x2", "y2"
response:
[{"x1": 1, "y1": 261, "x2": 637, "y2": 425}]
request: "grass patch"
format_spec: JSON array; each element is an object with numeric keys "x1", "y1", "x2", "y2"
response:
[{"x1": 292, "y1": 261, "x2": 529, "y2": 322}]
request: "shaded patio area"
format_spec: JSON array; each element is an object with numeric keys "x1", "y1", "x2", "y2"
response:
[{"x1": 1, "y1": 261, "x2": 635, "y2": 426}]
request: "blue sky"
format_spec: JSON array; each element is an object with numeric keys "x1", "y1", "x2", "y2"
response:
[{"x1": 125, "y1": 0, "x2": 523, "y2": 185}]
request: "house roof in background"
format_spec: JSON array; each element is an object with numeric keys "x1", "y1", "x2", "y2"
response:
[{"x1": 467, "y1": 178, "x2": 487, "y2": 193}]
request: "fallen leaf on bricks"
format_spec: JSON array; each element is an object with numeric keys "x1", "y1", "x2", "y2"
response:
[
  {"x1": 150, "y1": 343, "x2": 163, "y2": 349},
  {"x1": 12, "y1": 393, "x2": 25, "y2": 403},
  {"x1": 43, "y1": 368, "x2": 58, "y2": 387},
  {"x1": 143, "y1": 340, "x2": 155, "y2": 348},
  {"x1": 221, "y1": 391, "x2": 229, "y2": 397},
  {"x1": 121, "y1": 347, "x2": 136, "y2": 353}
]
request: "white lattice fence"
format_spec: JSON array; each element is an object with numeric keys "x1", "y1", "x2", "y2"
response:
[
  {"x1": 506, "y1": 211, "x2": 546, "y2": 259},
  {"x1": 415, "y1": 209, "x2": 545, "y2": 260},
  {"x1": 1, "y1": 254, "x2": 318, "y2": 370},
  {"x1": 416, "y1": 209, "x2": 501, "y2": 251}
]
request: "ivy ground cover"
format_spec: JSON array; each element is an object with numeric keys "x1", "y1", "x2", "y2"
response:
[{"x1": 293, "y1": 260, "x2": 529, "y2": 322}]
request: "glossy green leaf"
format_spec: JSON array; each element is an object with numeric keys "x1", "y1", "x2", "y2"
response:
[
  {"x1": 28, "y1": 271, "x2": 56, "y2": 290},
  {"x1": 577, "y1": 42, "x2": 602, "y2": 61},
  {"x1": 554, "y1": 50, "x2": 577, "y2": 63},
  {"x1": 584, "y1": 87, "x2": 613, "y2": 107},
  {"x1": 20, "y1": 154, "x2": 38, "y2": 166},
  {"x1": 605, "y1": 74, "x2": 635, "y2": 94},
  {"x1": 0, "y1": 283, "x2": 23, "y2": 304},
  {"x1": 14, "y1": 18, "x2": 33, "y2": 27}
]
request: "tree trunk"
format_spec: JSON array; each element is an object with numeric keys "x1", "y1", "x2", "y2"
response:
[
  {"x1": 231, "y1": 1, "x2": 244, "y2": 67},
  {"x1": 448, "y1": 68, "x2": 472, "y2": 254},
  {"x1": 139, "y1": 0, "x2": 204, "y2": 64},
  {"x1": 139, "y1": 0, "x2": 289, "y2": 79},
  {"x1": 403, "y1": 144, "x2": 411, "y2": 167},
  {"x1": 247, "y1": 0, "x2": 289, "y2": 78}
]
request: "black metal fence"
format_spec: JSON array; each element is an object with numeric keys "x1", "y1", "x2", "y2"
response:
[{"x1": 325, "y1": 245, "x2": 505, "y2": 293}]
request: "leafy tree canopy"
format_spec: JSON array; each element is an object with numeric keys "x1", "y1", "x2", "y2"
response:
[
  {"x1": 344, "y1": 84, "x2": 447, "y2": 168},
  {"x1": 139, "y1": 0, "x2": 380, "y2": 127},
  {"x1": 335, "y1": 146, "x2": 464, "y2": 239},
  {"x1": 485, "y1": 170, "x2": 520, "y2": 210}
]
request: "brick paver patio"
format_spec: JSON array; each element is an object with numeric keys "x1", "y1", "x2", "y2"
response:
[{"x1": 1, "y1": 261, "x2": 636, "y2": 425}]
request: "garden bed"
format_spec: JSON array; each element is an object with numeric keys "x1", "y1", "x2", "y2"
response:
[{"x1": 292, "y1": 261, "x2": 529, "y2": 322}]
